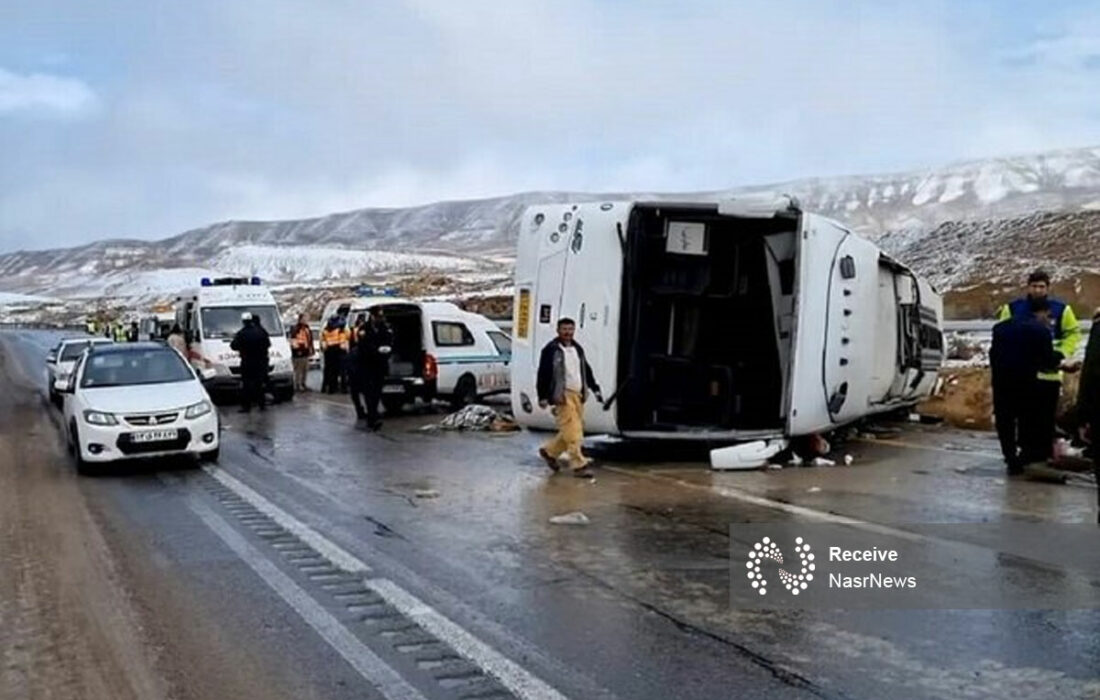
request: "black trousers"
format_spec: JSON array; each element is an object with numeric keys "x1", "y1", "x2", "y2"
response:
[
  {"x1": 322, "y1": 348, "x2": 345, "y2": 393},
  {"x1": 241, "y1": 373, "x2": 267, "y2": 411},
  {"x1": 1031, "y1": 379, "x2": 1061, "y2": 462},
  {"x1": 993, "y1": 379, "x2": 1037, "y2": 467},
  {"x1": 362, "y1": 370, "x2": 383, "y2": 425}
]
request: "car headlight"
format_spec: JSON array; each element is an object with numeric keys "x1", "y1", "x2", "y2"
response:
[
  {"x1": 185, "y1": 400, "x2": 213, "y2": 419},
  {"x1": 83, "y1": 410, "x2": 117, "y2": 426}
]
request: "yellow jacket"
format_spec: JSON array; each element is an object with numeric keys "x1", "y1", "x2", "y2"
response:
[{"x1": 996, "y1": 299, "x2": 1081, "y2": 381}]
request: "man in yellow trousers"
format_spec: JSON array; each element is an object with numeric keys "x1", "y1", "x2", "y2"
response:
[{"x1": 536, "y1": 318, "x2": 603, "y2": 478}]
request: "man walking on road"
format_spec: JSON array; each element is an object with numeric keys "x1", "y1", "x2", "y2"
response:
[
  {"x1": 231, "y1": 312, "x2": 271, "y2": 413},
  {"x1": 990, "y1": 299, "x2": 1060, "y2": 474},
  {"x1": 353, "y1": 308, "x2": 393, "y2": 430},
  {"x1": 536, "y1": 317, "x2": 603, "y2": 478},
  {"x1": 996, "y1": 270, "x2": 1082, "y2": 461},
  {"x1": 290, "y1": 314, "x2": 314, "y2": 392},
  {"x1": 1074, "y1": 308, "x2": 1100, "y2": 524}
]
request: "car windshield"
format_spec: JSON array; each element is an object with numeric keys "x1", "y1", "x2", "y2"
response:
[
  {"x1": 80, "y1": 349, "x2": 195, "y2": 388},
  {"x1": 200, "y1": 306, "x2": 283, "y2": 339},
  {"x1": 60, "y1": 341, "x2": 100, "y2": 361}
]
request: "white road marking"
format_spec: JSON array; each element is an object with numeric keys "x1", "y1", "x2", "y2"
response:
[
  {"x1": 204, "y1": 466, "x2": 369, "y2": 573},
  {"x1": 201, "y1": 465, "x2": 573, "y2": 700},
  {"x1": 184, "y1": 495, "x2": 427, "y2": 700},
  {"x1": 367, "y1": 579, "x2": 570, "y2": 700}
]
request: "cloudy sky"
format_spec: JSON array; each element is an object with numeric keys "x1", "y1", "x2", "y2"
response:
[{"x1": 2, "y1": 0, "x2": 1099, "y2": 252}]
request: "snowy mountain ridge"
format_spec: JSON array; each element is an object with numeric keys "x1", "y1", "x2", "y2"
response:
[{"x1": 2, "y1": 144, "x2": 1100, "y2": 300}]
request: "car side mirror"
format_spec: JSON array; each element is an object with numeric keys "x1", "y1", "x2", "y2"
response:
[
  {"x1": 53, "y1": 378, "x2": 72, "y2": 394},
  {"x1": 200, "y1": 367, "x2": 216, "y2": 381},
  {"x1": 46, "y1": 353, "x2": 57, "y2": 364}
]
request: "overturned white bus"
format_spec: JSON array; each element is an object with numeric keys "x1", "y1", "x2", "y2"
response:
[{"x1": 509, "y1": 196, "x2": 944, "y2": 440}]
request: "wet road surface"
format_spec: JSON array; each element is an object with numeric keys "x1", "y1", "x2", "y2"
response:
[{"x1": 1, "y1": 330, "x2": 1098, "y2": 700}]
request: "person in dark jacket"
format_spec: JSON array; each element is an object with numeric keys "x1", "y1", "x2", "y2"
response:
[
  {"x1": 990, "y1": 299, "x2": 1060, "y2": 473},
  {"x1": 230, "y1": 312, "x2": 271, "y2": 413},
  {"x1": 536, "y1": 318, "x2": 603, "y2": 478},
  {"x1": 126, "y1": 321, "x2": 140, "y2": 342},
  {"x1": 1074, "y1": 308, "x2": 1100, "y2": 524},
  {"x1": 352, "y1": 308, "x2": 393, "y2": 429}
]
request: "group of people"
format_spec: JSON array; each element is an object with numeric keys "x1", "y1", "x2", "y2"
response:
[
  {"x1": 86, "y1": 319, "x2": 143, "y2": 343},
  {"x1": 287, "y1": 310, "x2": 394, "y2": 429}
]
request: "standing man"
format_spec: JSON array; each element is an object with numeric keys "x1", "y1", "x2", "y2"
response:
[
  {"x1": 1074, "y1": 308, "x2": 1100, "y2": 524},
  {"x1": 990, "y1": 299, "x2": 1059, "y2": 473},
  {"x1": 354, "y1": 308, "x2": 393, "y2": 430},
  {"x1": 231, "y1": 312, "x2": 271, "y2": 413},
  {"x1": 997, "y1": 270, "x2": 1082, "y2": 461},
  {"x1": 289, "y1": 314, "x2": 314, "y2": 392},
  {"x1": 320, "y1": 316, "x2": 349, "y2": 394},
  {"x1": 126, "y1": 321, "x2": 140, "y2": 342},
  {"x1": 536, "y1": 318, "x2": 603, "y2": 478}
]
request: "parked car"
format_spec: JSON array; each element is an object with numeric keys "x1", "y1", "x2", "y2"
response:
[
  {"x1": 46, "y1": 336, "x2": 114, "y2": 406},
  {"x1": 53, "y1": 342, "x2": 220, "y2": 474}
]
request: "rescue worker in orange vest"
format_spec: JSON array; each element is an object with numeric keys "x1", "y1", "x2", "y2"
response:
[
  {"x1": 289, "y1": 314, "x2": 315, "y2": 392},
  {"x1": 320, "y1": 316, "x2": 349, "y2": 394}
]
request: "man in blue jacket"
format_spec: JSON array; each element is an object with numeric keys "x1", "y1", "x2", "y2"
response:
[
  {"x1": 996, "y1": 269, "x2": 1081, "y2": 461},
  {"x1": 536, "y1": 318, "x2": 603, "y2": 478},
  {"x1": 990, "y1": 299, "x2": 1060, "y2": 473}
]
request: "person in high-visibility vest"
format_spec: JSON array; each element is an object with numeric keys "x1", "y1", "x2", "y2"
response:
[
  {"x1": 995, "y1": 269, "x2": 1082, "y2": 462},
  {"x1": 320, "y1": 316, "x2": 349, "y2": 394}
]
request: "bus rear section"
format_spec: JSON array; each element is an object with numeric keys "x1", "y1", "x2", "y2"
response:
[{"x1": 615, "y1": 203, "x2": 799, "y2": 438}]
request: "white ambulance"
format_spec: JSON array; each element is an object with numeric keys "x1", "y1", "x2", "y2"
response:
[
  {"x1": 174, "y1": 277, "x2": 295, "y2": 401},
  {"x1": 510, "y1": 196, "x2": 944, "y2": 440},
  {"x1": 319, "y1": 294, "x2": 511, "y2": 412}
]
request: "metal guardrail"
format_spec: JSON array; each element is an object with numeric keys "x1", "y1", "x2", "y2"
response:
[{"x1": 944, "y1": 319, "x2": 1093, "y2": 333}]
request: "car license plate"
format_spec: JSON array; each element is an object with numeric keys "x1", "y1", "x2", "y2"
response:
[
  {"x1": 382, "y1": 385, "x2": 404, "y2": 394},
  {"x1": 132, "y1": 429, "x2": 178, "y2": 443}
]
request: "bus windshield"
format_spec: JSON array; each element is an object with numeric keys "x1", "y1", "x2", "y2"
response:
[{"x1": 200, "y1": 306, "x2": 283, "y2": 339}]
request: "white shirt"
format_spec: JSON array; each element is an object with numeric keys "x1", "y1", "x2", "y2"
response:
[{"x1": 562, "y1": 344, "x2": 583, "y2": 392}]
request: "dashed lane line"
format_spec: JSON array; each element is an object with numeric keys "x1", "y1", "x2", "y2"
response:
[
  {"x1": 182, "y1": 490, "x2": 428, "y2": 700},
  {"x1": 200, "y1": 465, "x2": 573, "y2": 700}
]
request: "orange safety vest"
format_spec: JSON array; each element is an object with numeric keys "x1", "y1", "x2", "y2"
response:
[
  {"x1": 291, "y1": 325, "x2": 314, "y2": 355},
  {"x1": 321, "y1": 327, "x2": 348, "y2": 351}
]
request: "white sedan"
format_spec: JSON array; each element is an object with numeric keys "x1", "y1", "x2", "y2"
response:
[
  {"x1": 55, "y1": 342, "x2": 220, "y2": 474},
  {"x1": 46, "y1": 336, "x2": 114, "y2": 405}
]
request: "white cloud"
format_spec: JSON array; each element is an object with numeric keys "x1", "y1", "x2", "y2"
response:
[{"x1": 0, "y1": 67, "x2": 97, "y2": 116}]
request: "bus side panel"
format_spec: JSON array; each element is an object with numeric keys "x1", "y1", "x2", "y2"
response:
[{"x1": 787, "y1": 216, "x2": 847, "y2": 436}]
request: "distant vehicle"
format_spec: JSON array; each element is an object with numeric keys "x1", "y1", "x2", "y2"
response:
[
  {"x1": 46, "y1": 336, "x2": 114, "y2": 405},
  {"x1": 510, "y1": 197, "x2": 944, "y2": 440},
  {"x1": 52, "y1": 342, "x2": 220, "y2": 474},
  {"x1": 173, "y1": 277, "x2": 294, "y2": 401},
  {"x1": 139, "y1": 308, "x2": 175, "y2": 341},
  {"x1": 319, "y1": 295, "x2": 511, "y2": 411}
]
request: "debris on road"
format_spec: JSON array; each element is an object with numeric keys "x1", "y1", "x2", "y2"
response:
[
  {"x1": 414, "y1": 489, "x2": 440, "y2": 499},
  {"x1": 812, "y1": 457, "x2": 836, "y2": 467},
  {"x1": 843, "y1": 454, "x2": 854, "y2": 466},
  {"x1": 808, "y1": 486, "x2": 822, "y2": 493},
  {"x1": 549, "y1": 512, "x2": 590, "y2": 525},
  {"x1": 427, "y1": 404, "x2": 520, "y2": 432},
  {"x1": 709, "y1": 439, "x2": 788, "y2": 470}
]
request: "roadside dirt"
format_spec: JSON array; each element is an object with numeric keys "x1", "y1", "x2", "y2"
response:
[
  {"x1": 919, "y1": 366, "x2": 1081, "y2": 431},
  {"x1": 0, "y1": 342, "x2": 169, "y2": 700},
  {"x1": 0, "y1": 338, "x2": 298, "y2": 700}
]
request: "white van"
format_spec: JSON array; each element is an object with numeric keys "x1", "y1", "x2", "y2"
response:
[
  {"x1": 510, "y1": 197, "x2": 944, "y2": 440},
  {"x1": 174, "y1": 277, "x2": 295, "y2": 401},
  {"x1": 319, "y1": 295, "x2": 511, "y2": 411}
]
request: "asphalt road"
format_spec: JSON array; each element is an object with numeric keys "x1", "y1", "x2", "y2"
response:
[{"x1": 1, "y1": 330, "x2": 1098, "y2": 700}]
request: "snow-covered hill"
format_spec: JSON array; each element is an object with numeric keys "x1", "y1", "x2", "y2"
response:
[{"x1": 2, "y1": 144, "x2": 1100, "y2": 301}]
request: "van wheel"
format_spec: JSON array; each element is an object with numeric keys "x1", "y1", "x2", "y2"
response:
[
  {"x1": 382, "y1": 397, "x2": 405, "y2": 415},
  {"x1": 451, "y1": 375, "x2": 478, "y2": 409}
]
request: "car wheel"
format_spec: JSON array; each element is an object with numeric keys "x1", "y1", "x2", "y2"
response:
[
  {"x1": 70, "y1": 422, "x2": 96, "y2": 476},
  {"x1": 450, "y1": 374, "x2": 478, "y2": 410}
]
